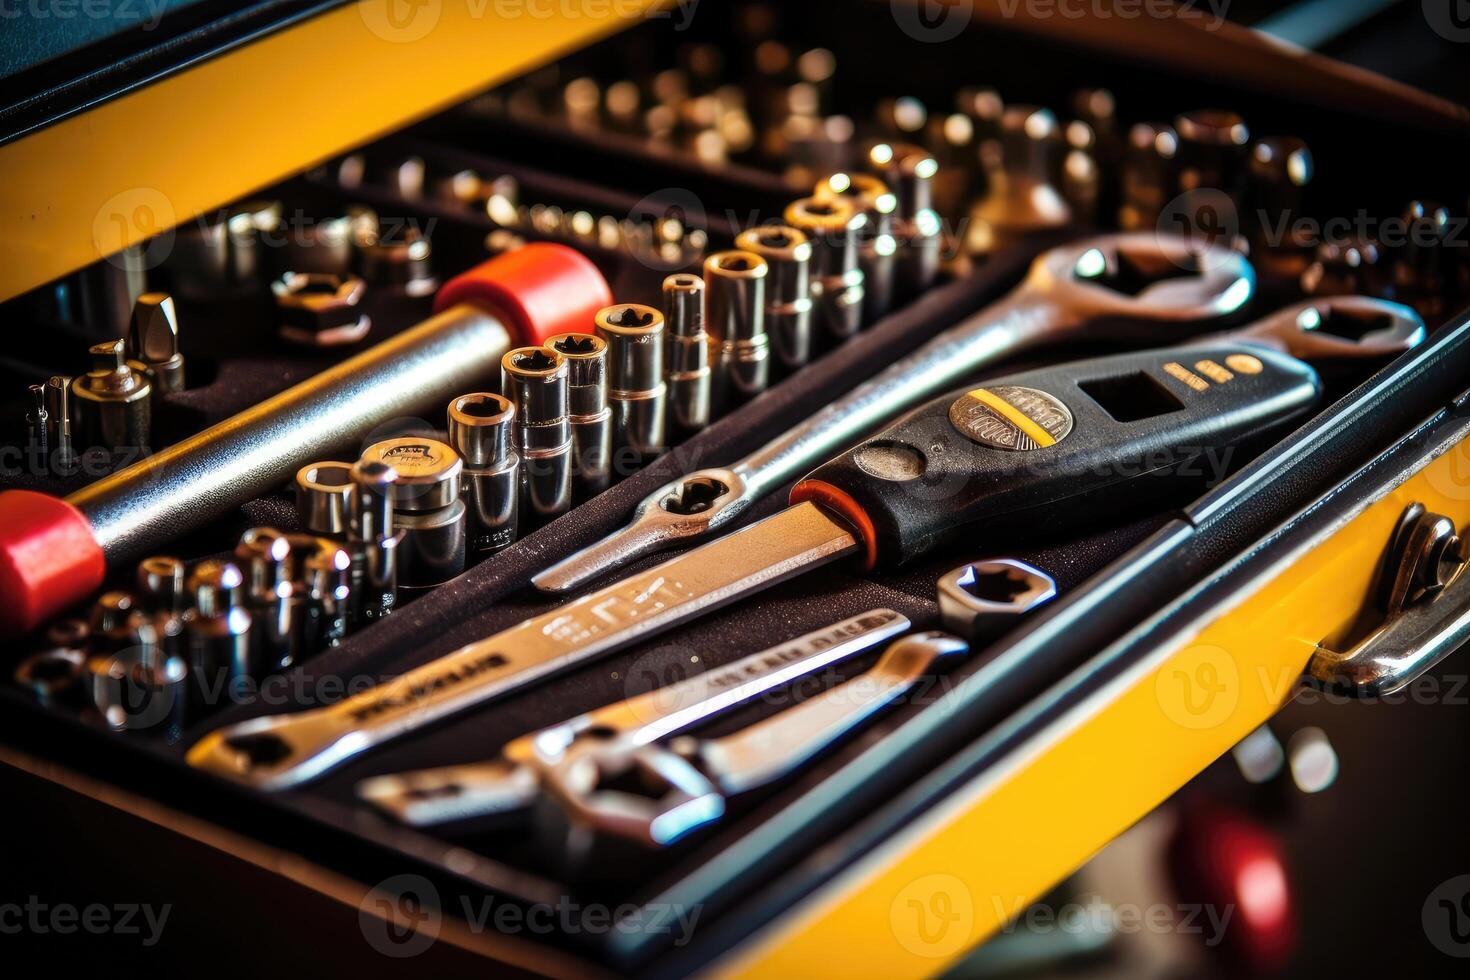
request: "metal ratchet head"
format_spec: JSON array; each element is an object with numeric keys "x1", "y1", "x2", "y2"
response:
[
  {"x1": 1223, "y1": 296, "x2": 1425, "y2": 362},
  {"x1": 532, "y1": 233, "x2": 1254, "y2": 595}
]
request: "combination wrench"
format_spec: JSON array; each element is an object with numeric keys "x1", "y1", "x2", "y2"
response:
[
  {"x1": 543, "y1": 632, "x2": 970, "y2": 850},
  {"x1": 187, "y1": 316, "x2": 1357, "y2": 790},
  {"x1": 356, "y1": 608, "x2": 911, "y2": 824},
  {"x1": 532, "y1": 233, "x2": 1256, "y2": 594}
]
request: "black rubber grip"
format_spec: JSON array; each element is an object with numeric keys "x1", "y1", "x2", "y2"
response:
[{"x1": 794, "y1": 342, "x2": 1322, "y2": 567}]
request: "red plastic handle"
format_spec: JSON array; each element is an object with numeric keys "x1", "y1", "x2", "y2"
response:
[
  {"x1": 1, "y1": 243, "x2": 612, "y2": 635},
  {"x1": 0, "y1": 491, "x2": 106, "y2": 635},
  {"x1": 435, "y1": 242, "x2": 612, "y2": 345}
]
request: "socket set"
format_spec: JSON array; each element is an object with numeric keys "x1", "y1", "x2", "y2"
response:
[{"x1": 3, "y1": 1, "x2": 1470, "y2": 974}]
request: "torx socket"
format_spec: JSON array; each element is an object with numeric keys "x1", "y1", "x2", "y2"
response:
[
  {"x1": 869, "y1": 141, "x2": 941, "y2": 297},
  {"x1": 72, "y1": 340, "x2": 151, "y2": 459},
  {"x1": 184, "y1": 560, "x2": 253, "y2": 689},
  {"x1": 815, "y1": 173, "x2": 898, "y2": 322},
  {"x1": 661, "y1": 273, "x2": 712, "y2": 436},
  {"x1": 502, "y1": 347, "x2": 573, "y2": 520},
  {"x1": 544, "y1": 335, "x2": 611, "y2": 499},
  {"x1": 361, "y1": 437, "x2": 467, "y2": 590},
  {"x1": 704, "y1": 250, "x2": 771, "y2": 412},
  {"x1": 44, "y1": 375, "x2": 75, "y2": 475},
  {"x1": 782, "y1": 199, "x2": 864, "y2": 340},
  {"x1": 136, "y1": 556, "x2": 186, "y2": 615},
  {"x1": 735, "y1": 224, "x2": 815, "y2": 369},
  {"x1": 447, "y1": 393, "x2": 521, "y2": 558},
  {"x1": 295, "y1": 461, "x2": 355, "y2": 536},
  {"x1": 284, "y1": 535, "x2": 353, "y2": 661},
  {"x1": 595, "y1": 305, "x2": 668, "y2": 462},
  {"x1": 126, "y1": 293, "x2": 186, "y2": 394},
  {"x1": 234, "y1": 528, "x2": 293, "y2": 677},
  {"x1": 347, "y1": 461, "x2": 400, "y2": 627}
]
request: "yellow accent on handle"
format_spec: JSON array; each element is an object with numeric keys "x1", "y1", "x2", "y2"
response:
[{"x1": 968, "y1": 388, "x2": 1057, "y2": 448}]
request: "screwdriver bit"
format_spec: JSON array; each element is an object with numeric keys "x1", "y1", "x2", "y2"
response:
[{"x1": 126, "y1": 293, "x2": 186, "y2": 394}]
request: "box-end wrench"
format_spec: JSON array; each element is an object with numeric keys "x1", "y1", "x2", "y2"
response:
[
  {"x1": 532, "y1": 233, "x2": 1255, "y2": 595},
  {"x1": 542, "y1": 632, "x2": 969, "y2": 850},
  {"x1": 356, "y1": 608, "x2": 910, "y2": 825},
  {"x1": 187, "y1": 339, "x2": 1319, "y2": 791}
]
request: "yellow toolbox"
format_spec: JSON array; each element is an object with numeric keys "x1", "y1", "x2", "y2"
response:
[{"x1": 5, "y1": 2, "x2": 1470, "y2": 975}]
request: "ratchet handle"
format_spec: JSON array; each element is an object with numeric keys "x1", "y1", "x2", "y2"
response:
[{"x1": 793, "y1": 343, "x2": 1321, "y2": 568}]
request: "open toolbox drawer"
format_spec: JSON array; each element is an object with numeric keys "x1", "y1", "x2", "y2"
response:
[{"x1": 5, "y1": 1, "x2": 1470, "y2": 975}]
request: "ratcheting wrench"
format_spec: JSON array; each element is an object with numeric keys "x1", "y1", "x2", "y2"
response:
[
  {"x1": 542, "y1": 631, "x2": 970, "y2": 849},
  {"x1": 185, "y1": 295, "x2": 1420, "y2": 791},
  {"x1": 356, "y1": 608, "x2": 911, "y2": 824},
  {"x1": 533, "y1": 233, "x2": 1256, "y2": 594}
]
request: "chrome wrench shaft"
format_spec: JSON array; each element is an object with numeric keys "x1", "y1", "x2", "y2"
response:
[
  {"x1": 187, "y1": 501, "x2": 862, "y2": 789},
  {"x1": 533, "y1": 233, "x2": 1255, "y2": 593},
  {"x1": 356, "y1": 608, "x2": 910, "y2": 824}
]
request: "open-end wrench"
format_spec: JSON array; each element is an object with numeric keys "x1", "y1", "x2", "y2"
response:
[
  {"x1": 356, "y1": 608, "x2": 910, "y2": 824},
  {"x1": 542, "y1": 632, "x2": 969, "y2": 849},
  {"x1": 532, "y1": 233, "x2": 1256, "y2": 594},
  {"x1": 188, "y1": 334, "x2": 1328, "y2": 791}
]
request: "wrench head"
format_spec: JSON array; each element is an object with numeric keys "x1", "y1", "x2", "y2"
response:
[
  {"x1": 1230, "y1": 297, "x2": 1426, "y2": 361},
  {"x1": 532, "y1": 467, "x2": 750, "y2": 593},
  {"x1": 186, "y1": 711, "x2": 353, "y2": 790},
  {"x1": 937, "y1": 559, "x2": 1057, "y2": 642},
  {"x1": 1035, "y1": 233, "x2": 1256, "y2": 335},
  {"x1": 357, "y1": 758, "x2": 539, "y2": 825},
  {"x1": 540, "y1": 743, "x2": 724, "y2": 852}
]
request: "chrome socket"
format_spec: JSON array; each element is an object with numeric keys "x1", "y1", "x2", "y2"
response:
[
  {"x1": 15, "y1": 647, "x2": 87, "y2": 708},
  {"x1": 185, "y1": 560, "x2": 254, "y2": 690},
  {"x1": 284, "y1": 535, "x2": 353, "y2": 662},
  {"x1": 348, "y1": 461, "x2": 400, "y2": 627},
  {"x1": 868, "y1": 142, "x2": 941, "y2": 297},
  {"x1": 783, "y1": 198, "x2": 865, "y2": 341},
  {"x1": 545, "y1": 335, "x2": 612, "y2": 499},
  {"x1": 448, "y1": 393, "x2": 521, "y2": 559},
  {"x1": 503, "y1": 347, "x2": 573, "y2": 520},
  {"x1": 73, "y1": 340, "x2": 151, "y2": 458},
  {"x1": 87, "y1": 615, "x2": 188, "y2": 736},
  {"x1": 815, "y1": 173, "x2": 898, "y2": 322},
  {"x1": 735, "y1": 224, "x2": 815, "y2": 369},
  {"x1": 361, "y1": 437, "x2": 466, "y2": 591},
  {"x1": 661, "y1": 274, "x2": 712, "y2": 437},
  {"x1": 295, "y1": 461, "x2": 355, "y2": 536},
  {"x1": 234, "y1": 528, "x2": 293, "y2": 677},
  {"x1": 704, "y1": 250, "x2": 771, "y2": 411},
  {"x1": 595, "y1": 305, "x2": 667, "y2": 462},
  {"x1": 136, "y1": 555, "x2": 187, "y2": 615}
]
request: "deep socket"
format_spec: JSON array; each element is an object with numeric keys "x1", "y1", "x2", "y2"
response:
[
  {"x1": 735, "y1": 224, "x2": 815, "y2": 369},
  {"x1": 502, "y1": 347, "x2": 573, "y2": 520},
  {"x1": 545, "y1": 335, "x2": 611, "y2": 499},
  {"x1": 704, "y1": 250, "x2": 770, "y2": 413},
  {"x1": 448, "y1": 393, "x2": 521, "y2": 558},
  {"x1": 661, "y1": 273, "x2": 712, "y2": 437},
  {"x1": 595, "y1": 305, "x2": 668, "y2": 462},
  {"x1": 783, "y1": 198, "x2": 864, "y2": 340}
]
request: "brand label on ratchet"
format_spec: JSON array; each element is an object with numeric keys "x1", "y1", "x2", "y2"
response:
[{"x1": 949, "y1": 386, "x2": 1074, "y2": 451}]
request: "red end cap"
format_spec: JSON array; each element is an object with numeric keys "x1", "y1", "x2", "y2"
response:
[
  {"x1": 789, "y1": 479, "x2": 879, "y2": 572},
  {"x1": 0, "y1": 491, "x2": 106, "y2": 635},
  {"x1": 434, "y1": 242, "x2": 612, "y2": 346}
]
